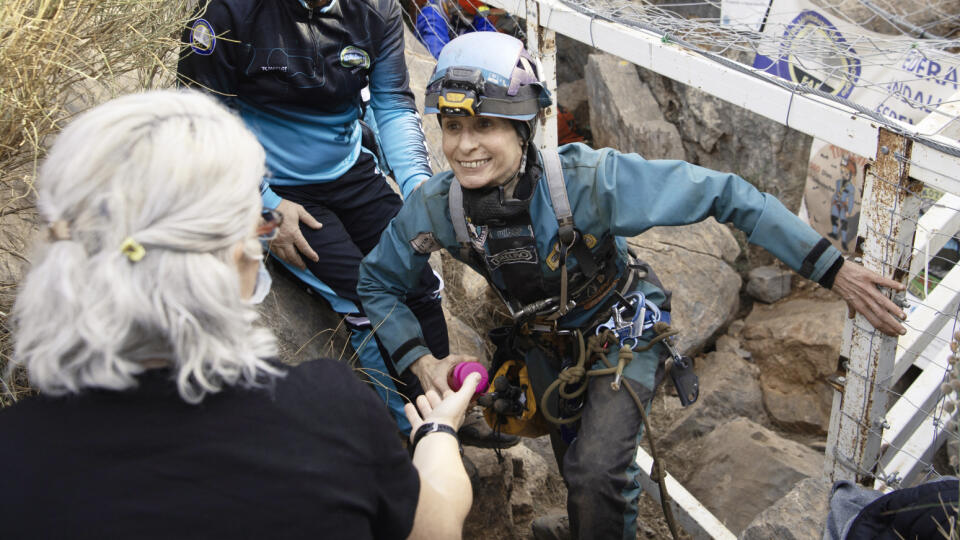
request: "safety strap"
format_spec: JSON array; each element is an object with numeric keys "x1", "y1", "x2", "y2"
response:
[
  {"x1": 449, "y1": 181, "x2": 472, "y2": 260},
  {"x1": 539, "y1": 150, "x2": 574, "y2": 246}
]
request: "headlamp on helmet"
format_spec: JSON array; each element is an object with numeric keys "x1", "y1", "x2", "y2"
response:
[{"x1": 437, "y1": 68, "x2": 485, "y2": 116}]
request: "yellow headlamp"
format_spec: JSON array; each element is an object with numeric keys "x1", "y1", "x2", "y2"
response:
[{"x1": 438, "y1": 90, "x2": 477, "y2": 116}]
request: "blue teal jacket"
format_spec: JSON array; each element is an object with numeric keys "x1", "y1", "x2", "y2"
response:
[
  {"x1": 177, "y1": 0, "x2": 432, "y2": 207},
  {"x1": 358, "y1": 143, "x2": 843, "y2": 373}
]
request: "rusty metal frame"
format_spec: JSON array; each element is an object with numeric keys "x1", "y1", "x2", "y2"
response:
[{"x1": 824, "y1": 129, "x2": 922, "y2": 484}]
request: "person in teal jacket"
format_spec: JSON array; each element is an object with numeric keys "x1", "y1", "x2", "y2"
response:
[{"x1": 358, "y1": 33, "x2": 907, "y2": 539}]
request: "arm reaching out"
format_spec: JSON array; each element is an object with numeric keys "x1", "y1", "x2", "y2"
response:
[
  {"x1": 831, "y1": 260, "x2": 907, "y2": 337},
  {"x1": 406, "y1": 373, "x2": 481, "y2": 540}
]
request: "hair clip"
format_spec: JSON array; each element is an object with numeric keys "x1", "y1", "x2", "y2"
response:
[
  {"x1": 120, "y1": 237, "x2": 146, "y2": 262},
  {"x1": 47, "y1": 220, "x2": 70, "y2": 241}
]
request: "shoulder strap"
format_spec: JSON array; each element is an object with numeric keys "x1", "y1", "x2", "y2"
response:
[
  {"x1": 539, "y1": 149, "x2": 576, "y2": 246},
  {"x1": 448, "y1": 181, "x2": 473, "y2": 260},
  {"x1": 540, "y1": 149, "x2": 600, "y2": 278}
]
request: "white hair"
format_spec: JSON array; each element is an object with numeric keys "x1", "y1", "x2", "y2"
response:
[{"x1": 11, "y1": 90, "x2": 281, "y2": 403}]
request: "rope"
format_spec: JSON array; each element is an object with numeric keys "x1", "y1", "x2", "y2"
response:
[{"x1": 537, "y1": 325, "x2": 682, "y2": 540}]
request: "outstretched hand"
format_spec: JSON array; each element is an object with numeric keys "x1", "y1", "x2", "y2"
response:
[
  {"x1": 831, "y1": 261, "x2": 907, "y2": 337},
  {"x1": 409, "y1": 353, "x2": 477, "y2": 395},
  {"x1": 405, "y1": 372, "x2": 481, "y2": 445},
  {"x1": 269, "y1": 199, "x2": 323, "y2": 269}
]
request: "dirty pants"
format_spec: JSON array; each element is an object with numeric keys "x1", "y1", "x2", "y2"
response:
[{"x1": 523, "y1": 330, "x2": 665, "y2": 540}]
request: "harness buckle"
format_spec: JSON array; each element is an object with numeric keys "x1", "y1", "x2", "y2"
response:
[{"x1": 595, "y1": 291, "x2": 661, "y2": 349}]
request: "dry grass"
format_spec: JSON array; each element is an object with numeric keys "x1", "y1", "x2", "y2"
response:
[{"x1": 0, "y1": 0, "x2": 196, "y2": 406}]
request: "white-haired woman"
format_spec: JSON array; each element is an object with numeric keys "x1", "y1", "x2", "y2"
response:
[{"x1": 0, "y1": 90, "x2": 473, "y2": 540}]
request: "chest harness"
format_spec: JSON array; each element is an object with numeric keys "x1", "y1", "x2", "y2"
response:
[{"x1": 448, "y1": 149, "x2": 622, "y2": 324}]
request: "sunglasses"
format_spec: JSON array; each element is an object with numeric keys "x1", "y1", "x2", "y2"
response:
[{"x1": 256, "y1": 209, "x2": 283, "y2": 242}]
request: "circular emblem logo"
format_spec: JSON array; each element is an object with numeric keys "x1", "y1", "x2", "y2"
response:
[
  {"x1": 190, "y1": 19, "x2": 216, "y2": 56},
  {"x1": 339, "y1": 46, "x2": 371, "y2": 69},
  {"x1": 779, "y1": 10, "x2": 860, "y2": 99}
]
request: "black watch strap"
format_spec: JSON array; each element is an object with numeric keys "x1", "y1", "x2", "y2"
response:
[{"x1": 412, "y1": 422, "x2": 458, "y2": 450}]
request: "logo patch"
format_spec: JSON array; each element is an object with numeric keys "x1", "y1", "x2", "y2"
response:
[
  {"x1": 486, "y1": 247, "x2": 538, "y2": 270},
  {"x1": 410, "y1": 232, "x2": 443, "y2": 254},
  {"x1": 467, "y1": 222, "x2": 488, "y2": 251},
  {"x1": 339, "y1": 46, "x2": 371, "y2": 69},
  {"x1": 190, "y1": 19, "x2": 216, "y2": 56},
  {"x1": 545, "y1": 233, "x2": 597, "y2": 271}
]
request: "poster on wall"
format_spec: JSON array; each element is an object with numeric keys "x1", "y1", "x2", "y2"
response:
[{"x1": 752, "y1": 0, "x2": 960, "y2": 254}]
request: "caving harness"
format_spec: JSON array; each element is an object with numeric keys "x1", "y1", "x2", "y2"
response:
[{"x1": 450, "y1": 148, "x2": 698, "y2": 540}]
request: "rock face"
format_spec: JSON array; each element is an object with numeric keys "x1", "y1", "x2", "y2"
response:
[
  {"x1": 746, "y1": 265, "x2": 794, "y2": 304},
  {"x1": 463, "y1": 443, "x2": 567, "y2": 539},
  {"x1": 739, "y1": 477, "x2": 831, "y2": 540},
  {"x1": 256, "y1": 262, "x2": 351, "y2": 365},
  {"x1": 659, "y1": 350, "x2": 767, "y2": 455},
  {"x1": 685, "y1": 417, "x2": 824, "y2": 534},
  {"x1": 585, "y1": 52, "x2": 685, "y2": 160},
  {"x1": 635, "y1": 66, "x2": 812, "y2": 212},
  {"x1": 741, "y1": 293, "x2": 846, "y2": 434},
  {"x1": 627, "y1": 219, "x2": 742, "y2": 355}
]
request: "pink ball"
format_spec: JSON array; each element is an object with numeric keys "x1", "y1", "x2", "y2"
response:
[{"x1": 448, "y1": 361, "x2": 489, "y2": 395}]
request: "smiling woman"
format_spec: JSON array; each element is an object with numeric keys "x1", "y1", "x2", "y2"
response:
[
  {"x1": 441, "y1": 115, "x2": 524, "y2": 190},
  {"x1": 358, "y1": 31, "x2": 910, "y2": 539}
]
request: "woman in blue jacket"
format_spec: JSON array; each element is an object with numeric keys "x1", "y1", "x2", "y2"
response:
[{"x1": 358, "y1": 32, "x2": 907, "y2": 539}]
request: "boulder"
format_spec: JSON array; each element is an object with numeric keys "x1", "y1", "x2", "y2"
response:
[
  {"x1": 627, "y1": 219, "x2": 742, "y2": 355},
  {"x1": 585, "y1": 52, "x2": 685, "y2": 160},
  {"x1": 714, "y1": 334, "x2": 752, "y2": 361},
  {"x1": 256, "y1": 261, "x2": 351, "y2": 365},
  {"x1": 685, "y1": 417, "x2": 824, "y2": 534},
  {"x1": 659, "y1": 351, "x2": 767, "y2": 457},
  {"x1": 556, "y1": 33, "x2": 593, "y2": 84},
  {"x1": 634, "y1": 66, "x2": 812, "y2": 214},
  {"x1": 741, "y1": 294, "x2": 846, "y2": 434},
  {"x1": 463, "y1": 443, "x2": 567, "y2": 539},
  {"x1": 746, "y1": 265, "x2": 793, "y2": 304},
  {"x1": 739, "y1": 477, "x2": 831, "y2": 540}
]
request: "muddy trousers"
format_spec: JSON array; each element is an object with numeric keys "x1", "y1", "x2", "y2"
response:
[{"x1": 524, "y1": 342, "x2": 664, "y2": 540}]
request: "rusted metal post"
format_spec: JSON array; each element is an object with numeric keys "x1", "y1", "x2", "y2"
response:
[
  {"x1": 824, "y1": 129, "x2": 921, "y2": 484},
  {"x1": 525, "y1": 0, "x2": 557, "y2": 150}
]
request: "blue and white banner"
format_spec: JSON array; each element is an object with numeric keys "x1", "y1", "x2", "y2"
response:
[{"x1": 752, "y1": 0, "x2": 959, "y2": 253}]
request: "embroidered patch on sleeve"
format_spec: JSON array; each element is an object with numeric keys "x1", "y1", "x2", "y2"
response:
[
  {"x1": 190, "y1": 19, "x2": 216, "y2": 56},
  {"x1": 410, "y1": 232, "x2": 443, "y2": 254}
]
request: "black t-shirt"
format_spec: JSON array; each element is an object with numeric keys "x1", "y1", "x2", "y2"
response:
[{"x1": 0, "y1": 358, "x2": 419, "y2": 540}]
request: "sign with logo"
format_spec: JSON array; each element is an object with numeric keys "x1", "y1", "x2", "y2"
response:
[{"x1": 754, "y1": 0, "x2": 959, "y2": 253}]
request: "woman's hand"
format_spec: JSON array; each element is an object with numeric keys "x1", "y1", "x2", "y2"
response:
[
  {"x1": 268, "y1": 199, "x2": 322, "y2": 269},
  {"x1": 831, "y1": 260, "x2": 907, "y2": 337},
  {"x1": 409, "y1": 353, "x2": 476, "y2": 395},
  {"x1": 405, "y1": 372, "x2": 482, "y2": 444}
]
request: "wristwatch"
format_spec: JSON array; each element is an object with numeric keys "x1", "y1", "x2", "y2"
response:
[{"x1": 412, "y1": 422, "x2": 458, "y2": 449}]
